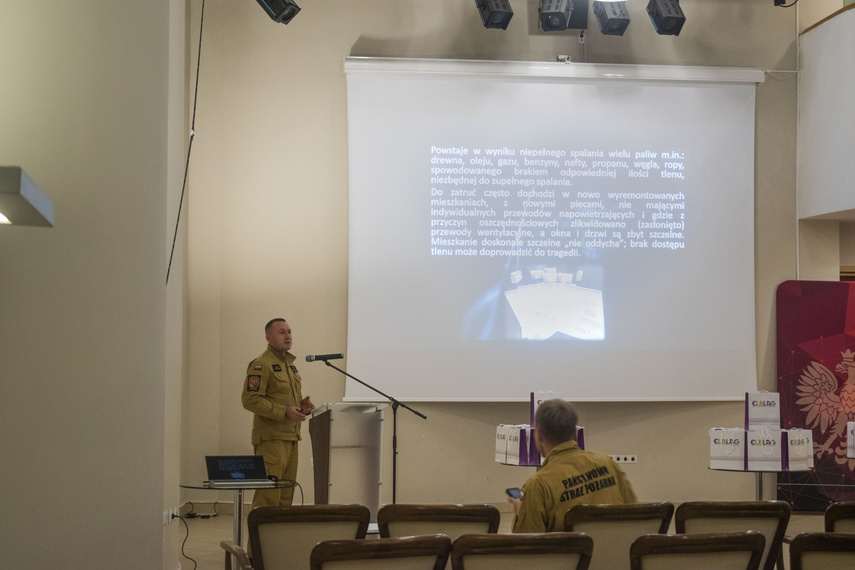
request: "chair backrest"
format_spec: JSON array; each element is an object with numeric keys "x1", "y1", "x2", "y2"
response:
[
  {"x1": 248, "y1": 504, "x2": 371, "y2": 570},
  {"x1": 629, "y1": 531, "x2": 766, "y2": 570},
  {"x1": 674, "y1": 500, "x2": 790, "y2": 570},
  {"x1": 310, "y1": 534, "x2": 452, "y2": 570},
  {"x1": 377, "y1": 504, "x2": 501, "y2": 542},
  {"x1": 449, "y1": 532, "x2": 594, "y2": 570},
  {"x1": 788, "y1": 531, "x2": 855, "y2": 570},
  {"x1": 824, "y1": 501, "x2": 855, "y2": 533},
  {"x1": 563, "y1": 502, "x2": 674, "y2": 570}
]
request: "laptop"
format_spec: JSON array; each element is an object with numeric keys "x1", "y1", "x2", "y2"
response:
[{"x1": 205, "y1": 455, "x2": 276, "y2": 488}]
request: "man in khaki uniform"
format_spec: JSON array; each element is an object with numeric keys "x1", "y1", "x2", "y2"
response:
[
  {"x1": 242, "y1": 318, "x2": 314, "y2": 508},
  {"x1": 511, "y1": 399, "x2": 637, "y2": 533}
]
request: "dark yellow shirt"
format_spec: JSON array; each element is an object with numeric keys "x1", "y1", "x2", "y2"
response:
[
  {"x1": 513, "y1": 440, "x2": 637, "y2": 533},
  {"x1": 241, "y1": 347, "x2": 303, "y2": 445}
]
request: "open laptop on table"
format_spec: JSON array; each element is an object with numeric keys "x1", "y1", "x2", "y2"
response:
[{"x1": 205, "y1": 455, "x2": 276, "y2": 488}]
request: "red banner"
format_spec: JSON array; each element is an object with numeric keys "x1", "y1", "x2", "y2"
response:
[{"x1": 777, "y1": 280, "x2": 855, "y2": 511}]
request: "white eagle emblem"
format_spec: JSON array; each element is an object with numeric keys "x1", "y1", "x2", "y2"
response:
[{"x1": 796, "y1": 349, "x2": 855, "y2": 469}]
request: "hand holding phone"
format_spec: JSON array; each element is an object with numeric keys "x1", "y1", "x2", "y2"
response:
[{"x1": 505, "y1": 487, "x2": 521, "y2": 499}]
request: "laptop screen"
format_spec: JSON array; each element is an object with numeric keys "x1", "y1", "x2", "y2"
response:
[{"x1": 205, "y1": 455, "x2": 268, "y2": 481}]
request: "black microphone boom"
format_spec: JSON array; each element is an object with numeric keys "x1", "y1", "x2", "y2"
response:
[{"x1": 305, "y1": 353, "x2": 344, "y2": 362}]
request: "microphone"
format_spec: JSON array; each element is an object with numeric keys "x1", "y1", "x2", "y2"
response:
[{"x1": 305, "y1": 353, "x2": 344, "y2": 362}]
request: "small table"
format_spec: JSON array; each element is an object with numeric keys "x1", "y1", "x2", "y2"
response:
[
  {"x1": 709, "y1": 470, "x2": 809, "y2": 501},
  {"x1": 180, "y1": 480, "x2": 297, "y2": 548}
]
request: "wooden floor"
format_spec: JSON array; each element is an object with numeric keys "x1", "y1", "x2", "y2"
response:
[{"x1": 175, "y1": 505, "x2": 825, "y2": 570}]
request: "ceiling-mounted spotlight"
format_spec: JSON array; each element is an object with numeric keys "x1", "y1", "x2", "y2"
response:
[
  {"x1": 475, "y1": 0, "x2": 514, "y2": 30},
  {"x1": 255, "y1": 0, "x2": 300, "y2": 25},
  {"x1": 539, "y1": 0, "x2": 573, "y2": 32},
  {"x1": 593, "y1": 1, "x2": 631, "y2": 36},
  {"x1": 646, "y1": 0, "x2": 685, "y2": 36}
]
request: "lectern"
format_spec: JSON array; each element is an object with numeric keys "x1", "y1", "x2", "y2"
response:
[{"x1": 309, "y1": 403, "x2": 384, "y2": 520}]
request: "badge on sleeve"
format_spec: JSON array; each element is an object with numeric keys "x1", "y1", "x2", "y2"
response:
[
  {"x1": 247, "y1": 375, "x2": 261, "y2": 392},
  {"x1": 253, "y1": 365, "x2": 262, "y2": 371}
]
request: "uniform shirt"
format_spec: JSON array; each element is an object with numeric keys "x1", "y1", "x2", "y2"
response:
[
  {"x1": 512, "y1": 440, "x2": 637, "y2": 533},
  {"x1": 241, "y1": 347, "x2": 304, "y2": 446}
]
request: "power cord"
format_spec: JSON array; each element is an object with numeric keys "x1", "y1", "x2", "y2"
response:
[
  {"x1": 268, "y1": 476, "x2": 305, "y2": 504},
  {"x1": 173, "y1": 500, "x2": 219, "y2": 570},
  {"x1": 166, "y1": 0, "x2": 206, "y2": 284},
  {"x1": 183, "y1": 501, "x2": 199, "y2": 518},
  {"x1": 184, "y1": 501, "x2": 220, "y2": 519},
  {"x1": 294, "y1": 481, "x2": 305, "y2": 505},
  {"x1": 174, "y1": 514, "x2": 198, "y2": 570}
]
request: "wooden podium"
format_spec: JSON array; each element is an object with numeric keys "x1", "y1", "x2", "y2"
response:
[{"x1": 309, "y1": 403, "x2": 384, "y2": 519}]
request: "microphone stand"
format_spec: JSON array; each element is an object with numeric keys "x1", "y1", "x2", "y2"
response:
[{"x1": 322, "y1": 360, "x2": 426, "y2": 504}]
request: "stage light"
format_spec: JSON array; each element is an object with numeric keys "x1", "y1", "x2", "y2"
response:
[
  {"x1": 539, "y1": 0, "x2": 573, "y2": 32},
  {"x1": 593, "y1": 1, "x2": 631, "y2": 36},
  {"x1": 255, "y1": 0, "x2": 300, "y2": 25},
  {"x1": 475, "y1": 0, "x2": 514, "y2": 30},
  {"x1": 646, "y1": 0, "x2": 685, "y2": 36},
  {"x1": 0, "y1": 167, "x2": 54, "y2": 227}
]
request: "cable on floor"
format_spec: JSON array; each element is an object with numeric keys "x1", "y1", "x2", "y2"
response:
[{"x1": 176, "y1": 515, "x2": 198, "y2": 570}]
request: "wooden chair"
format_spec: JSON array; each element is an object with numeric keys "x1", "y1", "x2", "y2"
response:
[
  {"x1": 675, "y1": 501, "x2": 790, "y2": 570},
  {"x1": 449, "y1": 532, "x2": 594, "y2": 570},
  {"x1": 563, "y1": 502, "x2": 674, "y2": 570},
  {"x1": 219, "y1": 542, "x2": 254, "y2": 570},
  {"x1": 629, "y1": 531, "x2": 766, "y2": 570},
  {"x1": 310, "y1": 534, "x2": 452, "y2": 570},
  {"x1": 377, "y1": 504, "x2": 501, "y2": 541},
  {"x1": 824, "y1": 501, "x2": 855, "y2": 532},
  {"x1": 219, "y1": 504, "x2": 371, "y2": 570},
  {"x1": 788, "y1": 532, "x2": 855, "y2": 570},
  {"x1": 779, "y1": 501, "x2": 855, "y2": 569}
]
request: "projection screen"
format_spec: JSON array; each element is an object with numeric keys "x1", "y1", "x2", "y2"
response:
[{"x1": 344, "y1": 57, "x2": 762, "y2": 402}]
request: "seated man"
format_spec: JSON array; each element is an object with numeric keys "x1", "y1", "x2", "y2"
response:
[{"x1": 511, "y1": 399, "x2": 637, "y2": 532}]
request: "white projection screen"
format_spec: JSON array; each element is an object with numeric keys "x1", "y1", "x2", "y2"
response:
[{"x1": 344, "y1": 58, "x2": 761, "y2": 402}]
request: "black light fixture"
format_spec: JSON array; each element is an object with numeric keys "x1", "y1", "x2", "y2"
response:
[
  {"x1": 539, "y1": 0, "x2": 573, "y2": 32},
  {"x1": 475, "y1": 0, "x2": 514, "y2": 30},
  {"x1": 593, "y1": 1, "x2": 631, "y2": 36},
  {"x1": 646, "y1": 0, "x2": 685, "y2": 36},
  {"x1": 255, "y1": 0, "x2": 300, "y2": 25}
]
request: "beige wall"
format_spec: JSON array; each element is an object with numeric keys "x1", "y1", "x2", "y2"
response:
[
  {"x1": 843, "y1": 224, "x2": 855, "y2": 266},
  {"x1": 164, "y1": 1, "x2": 189, "y2": 567},
  {"x1": 181, "y1": 0, "x2": 815, "y2": 517},
  {"x1": 0, "y1": 1, "x2": 183, "y2": 568},
  {"x1": 799, "y1": 0, "x2": 849, "y2": 32},
  {"x1": 0, "y1": 1, "x2": 845, "y2": 569},
  {"x1": 799, "y1": 220, "x2": 842, "y2": 280}
]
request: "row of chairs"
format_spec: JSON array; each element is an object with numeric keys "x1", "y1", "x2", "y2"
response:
[
  {"x1": 225, "y1": 524, "x2": 767, "y2": 570},
  {"x1": 313, "y1": 532, "x2": 592, "y2": 570},
  {"x1": 568, "y1": 500, "x2": 855, "y2": 570},
  {"x1": 220, "y1": 500, "x2": 855, "y2": 570}
]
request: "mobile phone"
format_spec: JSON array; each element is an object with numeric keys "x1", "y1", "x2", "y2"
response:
[{"x1": 505, "y1": 487, "x2": 521, "y2": 499}]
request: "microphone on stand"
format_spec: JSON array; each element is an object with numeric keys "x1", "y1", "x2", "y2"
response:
[{"x1": 305, "y1": 353, "x2": 344, "y2": 362}]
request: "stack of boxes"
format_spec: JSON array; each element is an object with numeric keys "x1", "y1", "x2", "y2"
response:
[
  {"x1": 496, "y1": 392, "x2": 584, "y2": 466},
  {"x1": 709, "y1": 391, "x2": 814, "y2": 472}
]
